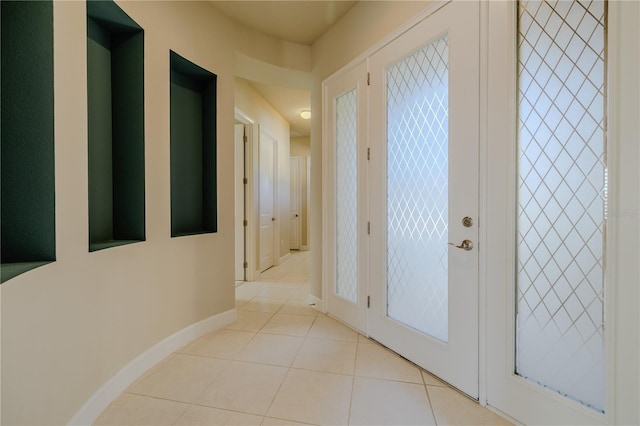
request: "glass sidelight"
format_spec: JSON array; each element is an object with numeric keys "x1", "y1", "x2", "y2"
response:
[{"x1": 516, "y1": 0, "x2": 607, "y2": 412}]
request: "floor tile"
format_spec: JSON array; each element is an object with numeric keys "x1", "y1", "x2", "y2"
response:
[
  {"x1": 354, "y1": 342, "x2": 423, "y2": 383},
  {"x1": 255, "y1": 286, "x2": 298, "y2": 300},
  {"x1": 196, "y1": 361, "x2": 288, "y2": 415},
  {"x1": 292, "y1": 338, "x2": 357, "y2": 375},
  {"x1": 307, "y1": 315, "x2": 358, "y2": 341},
  {"x1": 226, "y1": 310, "x2": 274, "y2": 332},
  {"x1": 240, "y1": 297, "x2": 286, "y2": 313},
  {"x1": 180, "y1": 329, "x2": 255, "y2": 360},
  {"x1": 277, "y1": 299, "x2": 318, "y2": 317},
  {"x1": 262, "y1": 417, "x2": 314, "y2": 425},
  {"x1": 128, "y1": 354, "x2": 228, "y2": 403},
  {"x1": 267, "y1": 369, "x2": 353, "y2": 425},
  {"x1": 94, "y1": 393, "x2": 188, "y2": 425},
  {"x1": 174, "y1": 405, "x2": 263, "y2": 426},
  {"x1": 349, "y1": 376, "x2": 436, "y2": 425},
  {"x1": 422, "y1": 369, "x2": 449, "y2": 387},
  {"x1": 235, "y1": 333, "x2": 304, "y2": 367},
  {"x1": 261, "y1": 313, "x2": 314, "y2": 337},
  {"x1": 427, "y1": 386, "x2": 513, "y2": 425}
]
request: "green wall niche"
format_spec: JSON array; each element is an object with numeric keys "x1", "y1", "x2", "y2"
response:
[
  {"x1": 1, "y1": 0, "x2": 56, "y2": 283},
  {"x1": 170, "y1": 51, "x2": 218, "y2": 237},
  {"x1": 87, "y1": 0, "x2": 145, "y2": 252}
]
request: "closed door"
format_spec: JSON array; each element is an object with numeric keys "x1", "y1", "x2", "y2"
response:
[
  {"x1": 289, "y1": 156, "x2": 301, "y2": 250},
  {"x1": 369, "y1": 1, "x2": 480, "y2": 398},
  {"x1": 234, "y1": 124, "x2": 246, "y2": 281},
  {"x1": 259, "y1": 132, "x2": 276, "y2": 272},
  {"x1": 324, "y1": 61, "x2": 369, "y2": 333}
]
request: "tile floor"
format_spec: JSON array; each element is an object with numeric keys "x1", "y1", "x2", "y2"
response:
[{"x1": 95, "y1": 251, "x2": 511, "y2": 425}]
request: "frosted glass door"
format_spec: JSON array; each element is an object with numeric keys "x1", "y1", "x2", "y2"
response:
[
  {"x1": 324, "y1": 61, "x2": 368, "y2": 333},
  {"x1": 369, "y1": 1, "x2": 480, "y2": 398}
]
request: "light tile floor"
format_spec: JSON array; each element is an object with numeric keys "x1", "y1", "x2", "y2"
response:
[{"x1": 95, "y1": 251, "x2": 511, "y2": 425}]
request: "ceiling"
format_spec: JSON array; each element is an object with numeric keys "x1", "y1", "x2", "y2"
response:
[
  {"x1": 210, "y1": 1, "x2": 359, "y2": 138},
  {"x1": 248, "y1": 81, "x2": 312, "y2": 137},
  {"x1": 209, "y1": 1, "x2": 358, "y2": 45}
]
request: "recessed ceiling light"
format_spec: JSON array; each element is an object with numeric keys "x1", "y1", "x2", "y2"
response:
[{"x1": 299, "y1": 109, "x2": 311, "y2": 120}]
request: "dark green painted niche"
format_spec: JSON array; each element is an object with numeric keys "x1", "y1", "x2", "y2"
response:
[
  {"x1": 87, "y1": 0, "x2": 145, "y2": 252},
  {"x1": 170, "y1": 51, "x2": 217, "y2": 237},
  {"x1": 1, "y1": 0, "x2": 56, "y2": 283}
]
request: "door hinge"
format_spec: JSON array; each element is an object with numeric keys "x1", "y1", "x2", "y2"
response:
[
  {"x1": 243, "y1": 261, "x2": 248, "y2": 269},
  {"x1": 367, "y1": 222, "x2": 370, "y2": 235},
  {"x1": 367, "y1": 72, "x2": 370, "y2": 86},
  {"x1": 243, "y1": 135, "x2": 248, "y2": 143},
  {"x1": 367, "y1": 147, "x2": 370, "y2": 160},
  {"x1": 243, "y1": 178, "x2": 248, "y2": 184},
  {"x1": 367, "y1": 295, "x2": 370, "y2": 308},
  {"x1": 243, "y1": 220, "x2": 248, "y2": 227}
]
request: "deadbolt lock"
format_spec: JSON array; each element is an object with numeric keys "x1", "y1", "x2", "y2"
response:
[{"x1": 462, "y1": 216, "x2": 473, "y2": 228}]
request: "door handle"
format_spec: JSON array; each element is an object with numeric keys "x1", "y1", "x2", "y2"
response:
[
  {"x1": 448, "y1": 240, "x2": 473, "y2": 251},
  {"x1": 272, "y1": 217, "x2": 276, "y2": 221}
]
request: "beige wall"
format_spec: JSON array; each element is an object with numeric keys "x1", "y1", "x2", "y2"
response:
[
  {"x1": 234, "y1": 77, "x2": 292, "y2": 264},
  {"x1": 290, "y1": 136, "x2": 310, "y2": 157},
  {"x1": 308, "y1": 1, "x2": 432, "y2": 298},
  {"x1": 0, "y1": 1, "x2": 304, "y2": 424}
]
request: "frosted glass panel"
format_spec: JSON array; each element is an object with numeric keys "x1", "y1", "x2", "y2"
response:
[
  {"x1": 387, "y1": 34, "x2": 449, "y2": 342},
  {"x1": 335, "y1": 89, "x2": 358, "y2": 303},
  {"x1": 516, "y1": 0, "x2": 606, "y2": 412}
]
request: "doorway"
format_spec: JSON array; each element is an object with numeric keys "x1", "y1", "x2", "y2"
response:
[{"x1": 324, "y1": 1, "x2": 480, "y2": 398}]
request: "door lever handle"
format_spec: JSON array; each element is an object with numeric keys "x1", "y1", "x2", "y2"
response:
[{"x1": 448, "y1": 240, "x2": 473, "y2": 251}]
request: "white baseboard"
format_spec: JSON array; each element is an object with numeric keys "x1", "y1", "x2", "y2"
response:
[
  {"x1": 69, "y1": 309, "x2": 237, "y2": 425},
  {"x1": 280, "y1": 252, "x2": 292, "y2": 263},
  {"x1": 300, "y1": 245, "x2": 309, "y2": 251},
  {"x1": 308, "y1": 294, "x2": 324, "y2": 313}
]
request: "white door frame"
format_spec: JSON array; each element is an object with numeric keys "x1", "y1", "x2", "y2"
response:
[{"x1": 234, "y1": 108, "x2": 256, "y2": 281}]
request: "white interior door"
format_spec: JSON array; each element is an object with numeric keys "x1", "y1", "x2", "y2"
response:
[
  {"x1": 324, "y1": 61, "x2": 369, "y2": 333},
  {"x1": 259, "y1": 131, "x2": 276, "y2": 272},
  {"x1": 289, "y1": 157, "x2": 301, "y2": 250},
  {"x1": 234, "y1": 124, "x2": 246, "y2": 281},
  {"x1": 368, "y1": 1, "x2": 480, "y2": 398}
]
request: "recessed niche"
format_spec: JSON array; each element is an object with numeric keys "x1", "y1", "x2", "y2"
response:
[
  {"x1": 87, "y1": 0, "x2": 145, "y2": 252},
  {"x1": 170, "y1": 51, "x2": 217, "y2": 237},
  {"x1": 1, "y1": 0, "x2": 56, "y2": 283}
]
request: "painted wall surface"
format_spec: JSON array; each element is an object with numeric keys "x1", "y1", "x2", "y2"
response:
[
  {"x1": 309, "y1": 1, "x2": 432, "y2": 298},
  {"x1": 234, "y1": 77, "x2": 291, "y2": 265},
  {"x1": 0, "y1": 1, "x2": 306, "y2": 424},
  {"x1": 291, "y1": 136, "x2": 310, "y2": 157}
]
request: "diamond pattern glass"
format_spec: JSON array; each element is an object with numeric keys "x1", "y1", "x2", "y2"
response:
[
  {"x1": 386, "y1": 34, "x2": 449, "y2": 342},
  {"x1": 516, "y1": 0, "x2": 606, "y2": 412},
  {"x1": 335, "y1": 89, "x2": 358, "y2": 303}
]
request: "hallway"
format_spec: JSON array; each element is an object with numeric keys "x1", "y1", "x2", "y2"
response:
[{"x1": 95, "y1": 251, "x2": 510, "y2": 425}]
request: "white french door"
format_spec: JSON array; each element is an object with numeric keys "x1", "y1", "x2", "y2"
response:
[
  {"x1": 368, "y1": 1, "x2": 480, "y2": 398},
  {"x1": 324, "y1": 61, "x2": 369, "y2": 333}
]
